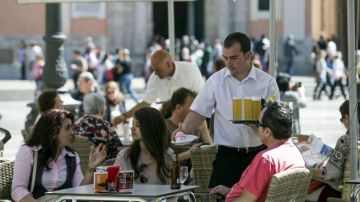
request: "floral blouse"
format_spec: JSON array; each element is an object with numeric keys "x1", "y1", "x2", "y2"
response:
[
  {"x1": 72, "y1": 115, "x2": 123, "y2": 159},
  {"x1": 323, "y1": 132, "x2": 350, "y2": 183}
]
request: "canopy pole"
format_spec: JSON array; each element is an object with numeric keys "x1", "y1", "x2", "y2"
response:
[
  {"x1": 347, "y1": 0, "x2": 358, "y2": 180},
  {"x1": 269, "y1": 0, "x2": 277, "y2": 78},
  {"x1": 167, "y1": 0, "x2": 175, "y2": 59}
]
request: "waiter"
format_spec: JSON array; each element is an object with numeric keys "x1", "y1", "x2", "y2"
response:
[{"x1": 176, "y1": 32, "x2": 280, "y2": 189}]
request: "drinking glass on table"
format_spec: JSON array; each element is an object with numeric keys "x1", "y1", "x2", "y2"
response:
[{"x1": 180, "y1": 166, "x2": 189, "y2": 184}]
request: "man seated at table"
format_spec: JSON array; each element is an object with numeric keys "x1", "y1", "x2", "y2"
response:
[
  {"x1": 209, "y1": 101, "x2": 306, "y2": 202},
  {"x1": 161, "y1": 87, "x2": 212, "y2": 161}
]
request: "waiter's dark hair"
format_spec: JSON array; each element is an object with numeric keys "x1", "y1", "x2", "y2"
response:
[{"x1": 224, "y1": 32, "x2": 251, "y2": 53}]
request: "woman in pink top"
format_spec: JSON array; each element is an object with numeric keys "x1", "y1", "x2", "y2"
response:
[{"x1": 11, "y1": 109, "x2": 107, "y2": 202}]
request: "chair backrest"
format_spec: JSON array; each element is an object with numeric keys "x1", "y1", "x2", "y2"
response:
[
  {"x1": 71, "y1": 136, "x2": 91, "y2": 174},
  {"x1": 266, "y1": 167, "x2": 312, "y2": 202},
  {"x1": 327, "y1": 148, "x2": 360, "y2": 202},
  {"x1": 190, "y1": 145, "x2": 217, "y2": 202},
  {"x1": 339, "y1": 149, "x2": 360, "y2": 201},
  {"x1": 0, "y1": 160, "x2": 14, "y2": 200}
]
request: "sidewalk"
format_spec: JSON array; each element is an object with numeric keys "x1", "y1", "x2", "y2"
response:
[{"x1": 0, "y1": 78, "x2": 146, "y2": 101}]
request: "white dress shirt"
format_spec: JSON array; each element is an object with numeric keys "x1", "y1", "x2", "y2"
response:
[
  {"x1": 190, "y1": 66, "x2": 280, "y2": 148},
  {"x1": 143, "y1": 61, "x2": 204, "y2": 103}
]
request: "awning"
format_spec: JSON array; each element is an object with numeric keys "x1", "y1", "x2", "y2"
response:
[{"x1": 17, "y1": 0, "x2": 194, "y2": 3}]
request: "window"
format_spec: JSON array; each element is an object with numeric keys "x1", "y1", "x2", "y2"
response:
[
  {"x1": 0, "y1": 49, "x2": 13, "y2": 64},
  {"x1": 72, "y1": 3, "x2": 106, "y2": 19},
  {"x1": 258, "y1": 0, "x2": 269, "y2": 11}
]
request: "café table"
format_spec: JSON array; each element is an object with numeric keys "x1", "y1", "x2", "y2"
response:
[{"x1": 46, "y1": 184, "x2": 198, "y2": 202}]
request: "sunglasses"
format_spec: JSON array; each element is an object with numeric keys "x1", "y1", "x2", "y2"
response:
[
  {"x1": 256, "y1": 121, "x2": 267, "y2": 128},
  {"x1": 132, "y1": 121, "x2": 140, "y2": 128},
  {"x1": 139, "y1": 163, "x2": 148, "y2": 183},
  {"x1": 106, "y1": 90, "x2": 115, "y2": 95}
]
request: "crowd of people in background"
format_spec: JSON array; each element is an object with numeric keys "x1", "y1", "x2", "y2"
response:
[
  {"x1": 311, "y1": 35, "x2": 347, "y2": 101},
  {"x1": 16, "y1": 33, "x2": 309, "y2": 105}
]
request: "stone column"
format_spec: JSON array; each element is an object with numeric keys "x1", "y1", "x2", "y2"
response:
[
  {"x1": 43, "y1": 3, "x2": 68, "y2": 89},
  {"x1": 233, "y1": 0, "x2": 249, "y2": 33},
  {"x1": 23, "y1": 3, "x2": 80, "y2": 140},
  {"x1": 204, "y1": 0, "x2": 230, "y2": 41},
  {"x1": 42, "y1": 3, "x2": 79, "y2": 112},
  {"x1": 107, "y1": 2, "x2": 152, "y2": 77}
]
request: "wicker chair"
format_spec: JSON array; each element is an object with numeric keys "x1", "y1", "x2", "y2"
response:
[
  {"x1": 70, "y1": 135, "x2": 91, "y2": 174},
  {"x1": 190, "y1": 145, "x2": 217, "y2": 202},
  {"x1": 266, "y1": 167, "x2": 312, "y2": 202},
  {"x1": 0, "y1": 160, "x2": 14, "y2": 201},
  {"x1": 327, "y1": 149, "x2": 360, "y2": 202},
  {"x1": 290, "y1": 134, "x2": 360, "y2": 202}
]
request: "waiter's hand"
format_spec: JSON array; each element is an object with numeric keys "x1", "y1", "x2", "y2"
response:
[
  {"x1": 171, "y1": 122, "x2": 183, "y2": 141},
  {"x1": 246, "y1": 123, "x2": 259, "y2": 134},
  {"x1": 171, "y1": 128, "x2": 180, "y2": 141}
]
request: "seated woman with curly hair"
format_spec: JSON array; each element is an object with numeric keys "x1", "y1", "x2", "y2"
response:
[{"x1": 12, "y1": 109, "x2": 106, "y2": 202}]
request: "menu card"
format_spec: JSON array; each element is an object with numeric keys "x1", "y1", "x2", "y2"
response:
[{"x1": 118, "y1": 171, "x2": 134, "y2": 193}]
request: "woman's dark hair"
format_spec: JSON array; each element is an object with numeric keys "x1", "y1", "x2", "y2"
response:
[
  {"x1": 224, "y1": 32, "x2": 251, "y2": 53},
  {"x1": 339, "y1": 100, "x2": 360, "y2": 124},
  {"x1": 261, "y1": 101, "x2": 293, "y2": 140},
  {"x1": 26, "y1": 109, "x2": 74, "y2": 170},
  {"x1": 38, "y1": 90, "x2": 59, "y2": 113},
  {"x1": 128, "y1": 107, "x2": 170, "y2": 184},
  {"x1": 276, "y1": 72, "x2": 291, "y2": 92},
  {"x1": 160, "y1": 88, "x2": 197, "y2": 119}
]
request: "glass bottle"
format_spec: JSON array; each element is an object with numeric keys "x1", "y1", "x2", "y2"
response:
[{"x1": 170, "y1": 153, "x2": 181, "y2": 189}]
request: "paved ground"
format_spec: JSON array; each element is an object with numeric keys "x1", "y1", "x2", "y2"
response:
[{"x1": 0, "y1": 76, "x2": 347, "y2": 160}]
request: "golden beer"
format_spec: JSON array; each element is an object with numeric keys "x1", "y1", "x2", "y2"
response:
[
  {"x1": 232, "y1": 98, "x2": 243, "y2": 121},
  {"x1": 252, "y1": 98, "x2": 261, "y2": 121},
  {"x1": 244, "y1": 98, "x2": 253, "y2": 121}
]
